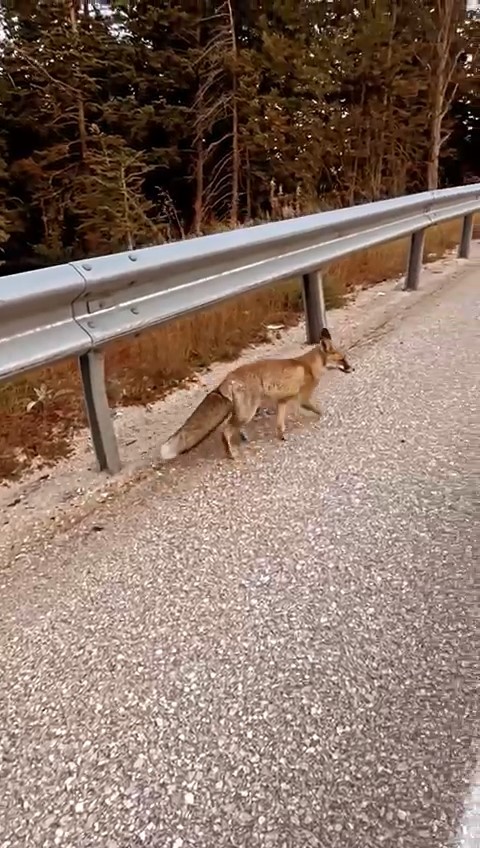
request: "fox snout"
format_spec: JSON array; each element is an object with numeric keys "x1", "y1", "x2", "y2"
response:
[{"x1": 319, "y1": 329, "x2": 354, "y2": 373}]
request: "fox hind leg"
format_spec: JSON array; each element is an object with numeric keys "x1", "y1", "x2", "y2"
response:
[
  {"x1": 300, "y1": 398, "x2": 322, "y2": 416},
  {"x1": 299, "y1": 384, "x2": 321, "y2": 417},
  {"x1": 221, "y1": 416, "x2": 236, "y2": 459},
  {"x1": 221, "y1": 392, "x2": 257, "y2": 459}
]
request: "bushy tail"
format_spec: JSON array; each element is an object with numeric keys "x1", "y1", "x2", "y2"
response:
[{"x1": 160, "y1": 389, "x2": 232, "y2": 460}]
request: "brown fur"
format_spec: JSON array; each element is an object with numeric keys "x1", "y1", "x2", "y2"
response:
[{"x1": 160, "y1": 327, "x2": 353, "y2": 461}]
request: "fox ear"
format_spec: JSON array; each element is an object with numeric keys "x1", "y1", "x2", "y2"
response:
[{"x1": 320, "y1": 327, "x2": 331, "y2": 341}]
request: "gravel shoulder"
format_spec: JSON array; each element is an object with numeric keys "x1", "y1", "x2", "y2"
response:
[{"x1": 0, "y1": 250, "x2": 478, "y2": 847}]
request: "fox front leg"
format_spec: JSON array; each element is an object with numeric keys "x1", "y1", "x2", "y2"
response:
[{"x1": 276, "y1": 400, "x2": 289, "y2": 441}]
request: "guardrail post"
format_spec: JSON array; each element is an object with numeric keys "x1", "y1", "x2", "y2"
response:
[
  {"x1": 302, "y1": 270, "x2": 327, "y2": 343},
  {"x1": 404, "y1": 228, "x2": 426, "y2": 291},
  {"x1": 459, "y1": 213, "x2": 474, "y2": 259},
  {"x1": 79, "y1": 350, "x2": 121, "y2": 474}
]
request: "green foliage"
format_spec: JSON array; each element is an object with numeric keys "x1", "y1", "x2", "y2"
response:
[{"x1": 0, "y1": 0, "x2": 477, "y2": 266}]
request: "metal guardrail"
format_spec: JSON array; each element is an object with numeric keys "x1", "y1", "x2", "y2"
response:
[{"x1": 0, "y1": 184, "x2": 479, "y2": 473}]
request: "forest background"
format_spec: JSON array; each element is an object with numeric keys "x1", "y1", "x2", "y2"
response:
[{"x1": 0, "y1": 0, "x2": 478, "y2": 266}]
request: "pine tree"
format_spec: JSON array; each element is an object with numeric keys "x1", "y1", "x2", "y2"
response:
[
  {"x1": 122, "y1": 1, "x2": 198, "y2": 236},
  {"x1": 0, "y1": 0, "x2": 158, "y2": 260},
  {"x1": 234, "y1": 1, "x2": 337, "y2": 217}
]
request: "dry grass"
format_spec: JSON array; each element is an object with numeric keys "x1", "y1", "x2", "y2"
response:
[{"x1": 0, "y1": 219, "x2": 463, "y2": 482}]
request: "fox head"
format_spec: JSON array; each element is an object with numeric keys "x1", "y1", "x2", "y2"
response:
[{"x1": 318, "y1": 327, "x2": 353, "y2": 372}]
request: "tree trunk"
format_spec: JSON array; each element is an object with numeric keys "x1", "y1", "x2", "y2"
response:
[
  {"x1": 226, "y1": 0, "x2": 239, "y2": 228},
  {"x1": 427, "y1": 34, "x2": 448, "y2": 190},
  {"x1": 348, "y1": 84, "x2": 366, "y2": 205},
  {"x1": 373, "y1": 0, "x2": 397, "y2": 199},
  {"x1": 426, "y1": 0, "x2": 462, "y2": 190},
  {"x1": 120, "y1": 163, "x2": 134, "y2": 250},
  {"x1": 427, "y1": 86, "x2": 444, "y2": 190},
  {"x1": 68, "y1": 0, "x2": 88, "y2": 163},
  {"x1": 245, "y1": 148, "x2": 252, "y2": 221},
  {"x1": 193, "y1": 6, "x2": 205, "y2": 235},
  {"x1": 194, "y1": 135, "x2": 205, "y2": 235}
]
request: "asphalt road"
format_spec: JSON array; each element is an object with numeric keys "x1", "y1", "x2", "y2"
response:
[{"x1": 0, "y1": 267, "x2": 479, "y2": 848}]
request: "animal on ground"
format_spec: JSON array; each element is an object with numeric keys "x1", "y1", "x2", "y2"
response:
[{"x1": 159, "y1": 327, "x2": 353, "y2": 461}]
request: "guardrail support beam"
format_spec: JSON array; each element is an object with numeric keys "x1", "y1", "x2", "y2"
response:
[
  {"x1": 459, "y1": 213, "x2": 474, "y2": 259},
  {"x1": 302, "y1": 270, "x2": 327, "y2": 343},
  {"x1": 79, "y1": 349, "x2": 121, "y2": 474},
  {"x1": 404, "y1": 229, "x2": 426, "y2": 291}
]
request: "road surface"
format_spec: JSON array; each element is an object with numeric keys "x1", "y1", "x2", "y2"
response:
[{"x1": 0, "y1": 266, "x2": 479, "y2": 848}]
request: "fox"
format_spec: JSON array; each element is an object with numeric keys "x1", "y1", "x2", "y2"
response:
[{"x1": 159, "y1": 327, "x2": 353, "y2": 461}]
